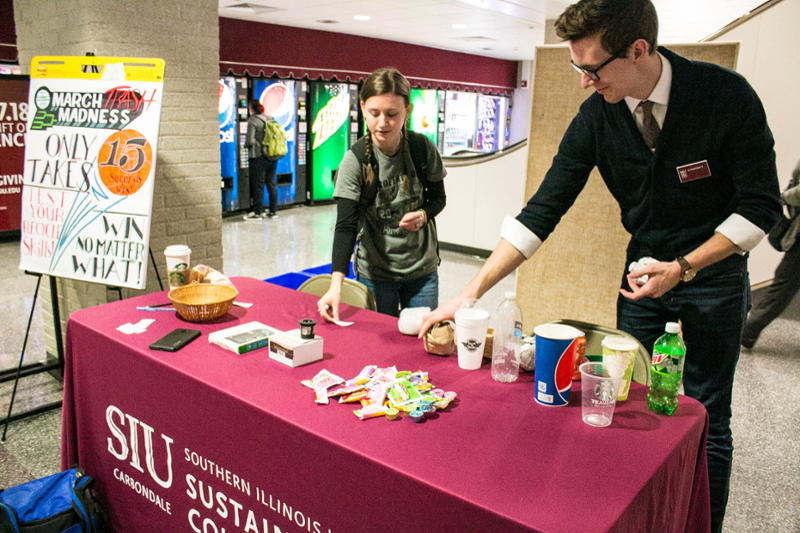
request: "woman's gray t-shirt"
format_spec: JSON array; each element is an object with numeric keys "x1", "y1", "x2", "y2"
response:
[{"x1": 333, "y1": 137, "x2": 446, "y2": 281}]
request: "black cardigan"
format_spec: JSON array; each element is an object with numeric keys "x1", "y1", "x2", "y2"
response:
[{"x1": 516, "y1": 46, "x2": 782, "y2": 263}]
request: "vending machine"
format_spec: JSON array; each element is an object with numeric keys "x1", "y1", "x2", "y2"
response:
[
  {"x1": 443, "y1": 91, "x2": 478, "y2": 156},
  {"x1": 254, "y1": 79, "x2": 306, "y2": 206},
  {"x1": 219, "y1": 76, "x2": 242, "y2": 213},
  {"x1": 476, "y1": 94, "x2": 510, "y2": 152},
  {"x1": 409, "y1": 88, "x2": 439, "y2": 145},
  {"x1": 308, "y1": 82, "x2": 359, "y2": 203}
]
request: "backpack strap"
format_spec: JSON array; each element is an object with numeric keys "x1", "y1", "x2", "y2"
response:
[
  {"x1": 406, "y1": 130, "x2": 429, "y2": 186},
  {"x1": 0, "y1": 502, "x2": 20, "y2": 533}
]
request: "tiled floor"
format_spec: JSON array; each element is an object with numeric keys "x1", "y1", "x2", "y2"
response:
[{"x1": 0, "y1": 204, "x2": 798, "y2": 532}]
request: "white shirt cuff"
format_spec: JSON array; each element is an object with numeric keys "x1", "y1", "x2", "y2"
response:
[
  {"x1": 715, "y1": 213, "x2": 765, "y2": 253},
  {"x1": 500, "y1": 216, "x2": 543, "y2": 259}
]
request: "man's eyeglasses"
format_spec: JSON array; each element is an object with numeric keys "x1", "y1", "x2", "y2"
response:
[{"x1": 570, "y1": 47, "x2": 629, "y2": 82}]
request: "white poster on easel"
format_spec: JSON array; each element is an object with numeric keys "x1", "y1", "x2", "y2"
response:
[{"x1": 19, "y1": 56, "x2": 165, "y2": 289}]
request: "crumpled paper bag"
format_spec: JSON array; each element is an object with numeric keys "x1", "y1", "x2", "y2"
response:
[
  {"x1": 424, "y1": 322, "x2": 455, "y2": 356},
  {"x1": 188, "y1": 265, "x2": 235, "y2": 287}
]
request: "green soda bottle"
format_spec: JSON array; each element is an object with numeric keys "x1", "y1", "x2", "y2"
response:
[{"x1": 647, "y1": 322, "x2": 686, "y2": 415}]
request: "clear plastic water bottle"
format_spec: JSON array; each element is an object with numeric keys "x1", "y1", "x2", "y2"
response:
[
  {"x1": 647, "y1": 322, "x2": 686, "y2": 415},
  {"x1": 491, "y1": 292, "x2": 523, "y2": 383}
]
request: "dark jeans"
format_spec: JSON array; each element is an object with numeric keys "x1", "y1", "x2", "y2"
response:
[
  {"x1": 357, "y1": 271, "x2": 439, "y2": 318},
  {"x1": 742, "y1": 241, "x2": 800, "y2": 346},
  {"x1": 617, "y1": 255, "x2": 750, "y2": 533},
  {"x1": 248, "y1": 157, "x2": 278, "y2": 215}
]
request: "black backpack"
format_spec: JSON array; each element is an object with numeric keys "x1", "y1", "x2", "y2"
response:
[{"x1": 0, "y1": 468, "x2": 105, "y2": 533}]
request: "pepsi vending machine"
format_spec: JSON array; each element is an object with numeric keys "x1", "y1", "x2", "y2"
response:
[
  {"x1": 253, "y1": 79, "x2": 306, "y2": 206},
  {"x1": 308, "y1": 82, "x2": 359, "y2": 203},
  {"x1": 219, "y1": 77, "x2": 240, "y2": 212}
]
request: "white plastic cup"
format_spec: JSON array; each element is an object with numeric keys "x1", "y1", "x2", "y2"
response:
[
  {"x1": 454, "y1": 307, "x2": 490, "y2": 370},
  {"x1": 579, "y1": 362, "x2": 623, "y2": 427},
  {"x1": 601, "y1": 335, "x2": 639, "y2": 401},
  {"x1": 164, "y1": 245, "x2": 191, "y2": 289}
]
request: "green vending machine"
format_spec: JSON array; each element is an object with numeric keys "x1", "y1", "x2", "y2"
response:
[
  {"x1": 308, "y1": 82, "x2": 357, "y2": 202},
  {"x1": 409, "y1": 88, "x2": 439, "y2": 145}
]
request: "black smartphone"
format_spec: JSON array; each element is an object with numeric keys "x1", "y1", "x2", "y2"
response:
[{"x1": 149, "y1": 328, "x2": 202, "y2": 352}]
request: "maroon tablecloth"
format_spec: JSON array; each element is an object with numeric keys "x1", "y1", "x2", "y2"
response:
[{"x1": 61, "y1": 277, "x2": 710, "y2": 533}]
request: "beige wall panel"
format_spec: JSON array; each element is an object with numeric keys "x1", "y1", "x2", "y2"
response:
[{"x1": 518, "y1": 44, "x2": 738, "y2": 330}]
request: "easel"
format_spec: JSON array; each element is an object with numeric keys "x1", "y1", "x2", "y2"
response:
[
  {"x1": 1, "y1": 248, "x2": 164, "y2": 440},
  {"x1": 1, "y1": 273, "x2": 65, "y2": 441}
]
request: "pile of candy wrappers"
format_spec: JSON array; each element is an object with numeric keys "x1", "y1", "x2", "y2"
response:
[{"x1": 301, "y1": 366, "x2": 457, "y2": 422}]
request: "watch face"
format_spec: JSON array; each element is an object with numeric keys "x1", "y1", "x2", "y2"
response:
[{"x1": 682, "y1": 269, "x2": 697, "y2": 282}]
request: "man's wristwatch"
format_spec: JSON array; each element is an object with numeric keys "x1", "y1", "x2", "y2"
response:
[{"x1": 675, "y1": 256, "x2": 696, "y2": 282}]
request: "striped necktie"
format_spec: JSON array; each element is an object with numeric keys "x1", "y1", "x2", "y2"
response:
[{"x1": 639, "y1": 100, "x2": 661, "y2": 150}]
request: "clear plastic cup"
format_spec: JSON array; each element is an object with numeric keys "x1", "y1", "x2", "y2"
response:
[
  {"x1": 579, "y1": 362, "x2": 623, "y2": 427},
  {"x1": 601, "y1": 335, "x2": 639, "y2": 401}
]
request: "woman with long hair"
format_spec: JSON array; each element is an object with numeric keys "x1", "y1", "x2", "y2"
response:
[{"x1": 317, "y1": 68, "x2": 447, "y2": 319}]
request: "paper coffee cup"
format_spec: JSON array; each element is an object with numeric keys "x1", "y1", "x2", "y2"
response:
[
  {"x1": 601, "y1": 335, "x2": 639, "y2": 401},
  {"x1": 533, "y1": 324, "x2": 582, "y2": 407},
  {"x1": 454, "y1": 308, "x2": 490, "y2": 370},
  {"x1": 164, "y1": 245, "x2": 191, "y2": 289}
]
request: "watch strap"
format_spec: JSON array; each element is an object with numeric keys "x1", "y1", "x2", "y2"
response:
[{"x1": 675, "y1": 256, "x2": 694, "y2": 281}]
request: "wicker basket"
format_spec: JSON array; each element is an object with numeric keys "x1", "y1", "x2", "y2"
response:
[{"x1": 168, "y1": 284, "x2": 239, "y2": 322}]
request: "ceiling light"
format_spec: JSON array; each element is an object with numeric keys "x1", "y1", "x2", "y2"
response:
[
  {"x1": 452, "y1": 23, "x2": 468, "y2": 29},
  {"x1": 353, "y1": 15, "x2": 371, "y2": 21}
]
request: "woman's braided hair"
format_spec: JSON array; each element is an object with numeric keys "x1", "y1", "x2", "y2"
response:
[{"x1": 360, "y1": 68, "x2": 412, "y2": 187}]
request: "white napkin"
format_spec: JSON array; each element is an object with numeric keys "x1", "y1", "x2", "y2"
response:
[{"x1": 117, "y1": 319, "x2": 155, "y2": 334}]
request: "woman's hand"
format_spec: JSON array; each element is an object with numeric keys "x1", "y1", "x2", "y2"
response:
[
  {"x1": 317, "y1": 272, "x2": 346, "y2": 322},
  {"x1": 399, "y1": 209, "x2": 426, "y2": 232}
]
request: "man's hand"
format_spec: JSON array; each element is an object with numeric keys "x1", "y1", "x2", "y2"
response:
[
  {"x1": 418, "y1": 297, "x2": 463, "y2": 338},
  {"x1": 620, "y1": 260, "x2": 681, "y2": 300}
]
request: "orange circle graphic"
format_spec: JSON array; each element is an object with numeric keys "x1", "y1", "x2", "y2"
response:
[{"x1": 98, "y1": 129, "x2": 153, "y2": 196}]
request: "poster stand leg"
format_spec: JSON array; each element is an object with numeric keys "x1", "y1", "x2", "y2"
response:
[
  {"x1": 150, "y1": 247, "x2": 164, "y2": 291},
  {"x1": 1, "y1": 273, "x2": 64, "y2": 441}
]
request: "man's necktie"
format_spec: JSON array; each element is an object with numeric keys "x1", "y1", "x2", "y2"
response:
[{"x1": 639, "y1": 100, "x2": 661, "y2": 150}]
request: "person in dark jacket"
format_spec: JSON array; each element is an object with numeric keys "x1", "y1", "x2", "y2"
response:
[
  {"x1": 243, "y1": 99, "x2": 278, "y2": 221},
  {"x1": 419, "y1": 1, "x2": 781, "y2": 531},
  {"x1": 742, "y1": 159, "x2": 800, "y2": 348}
]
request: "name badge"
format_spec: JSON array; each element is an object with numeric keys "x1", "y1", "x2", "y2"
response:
[{"x1": 676, "y1": 160, "x2": 711, "y2": 183}]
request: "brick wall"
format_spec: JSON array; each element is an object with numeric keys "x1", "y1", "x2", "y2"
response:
[{"x1": 13, "y1": 0, "x2": 223, "y2": 356}]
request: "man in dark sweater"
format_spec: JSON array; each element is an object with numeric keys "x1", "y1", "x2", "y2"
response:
[{"x1": 420, "y1": 1, "x2": 781, "y2": 531}]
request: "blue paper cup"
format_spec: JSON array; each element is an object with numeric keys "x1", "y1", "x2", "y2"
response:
[{"x1": 533, "y1": 324, "x2": 583, "y2": 406}]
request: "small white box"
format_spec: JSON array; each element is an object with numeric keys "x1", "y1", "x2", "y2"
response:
[{"x1": 268, "y1": 329, "x2": 323, "y2": 368}]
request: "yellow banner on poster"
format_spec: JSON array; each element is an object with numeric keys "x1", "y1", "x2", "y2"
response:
[{"x1": 19, "y1": 56, "x2": 165, "y2": 289}]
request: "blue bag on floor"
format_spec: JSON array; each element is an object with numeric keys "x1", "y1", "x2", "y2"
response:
[{"x1": 0, "y1": 467, "x2": 104, "y2": 533}]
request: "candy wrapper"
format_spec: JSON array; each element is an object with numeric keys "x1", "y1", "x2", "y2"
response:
[
  {"x1": 387, "y1": 379, "x2": 424, "y2": 407},
  {"x1": 301, "y1": 369, "x2": 345, "y2": 405},
  {"x1": 354, "y1": 404, "x2": 389, "y2": 420},
  {"x1": 424, "y1": 322, "x2": 455, "y2": 356},
  {"x1": 339, "y1": 390, "x2": 370, "y2": 403}
]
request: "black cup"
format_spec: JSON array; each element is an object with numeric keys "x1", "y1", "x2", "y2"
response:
[{"x1": 299, "y1": 318, "x2": 317, "y2": 339}]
